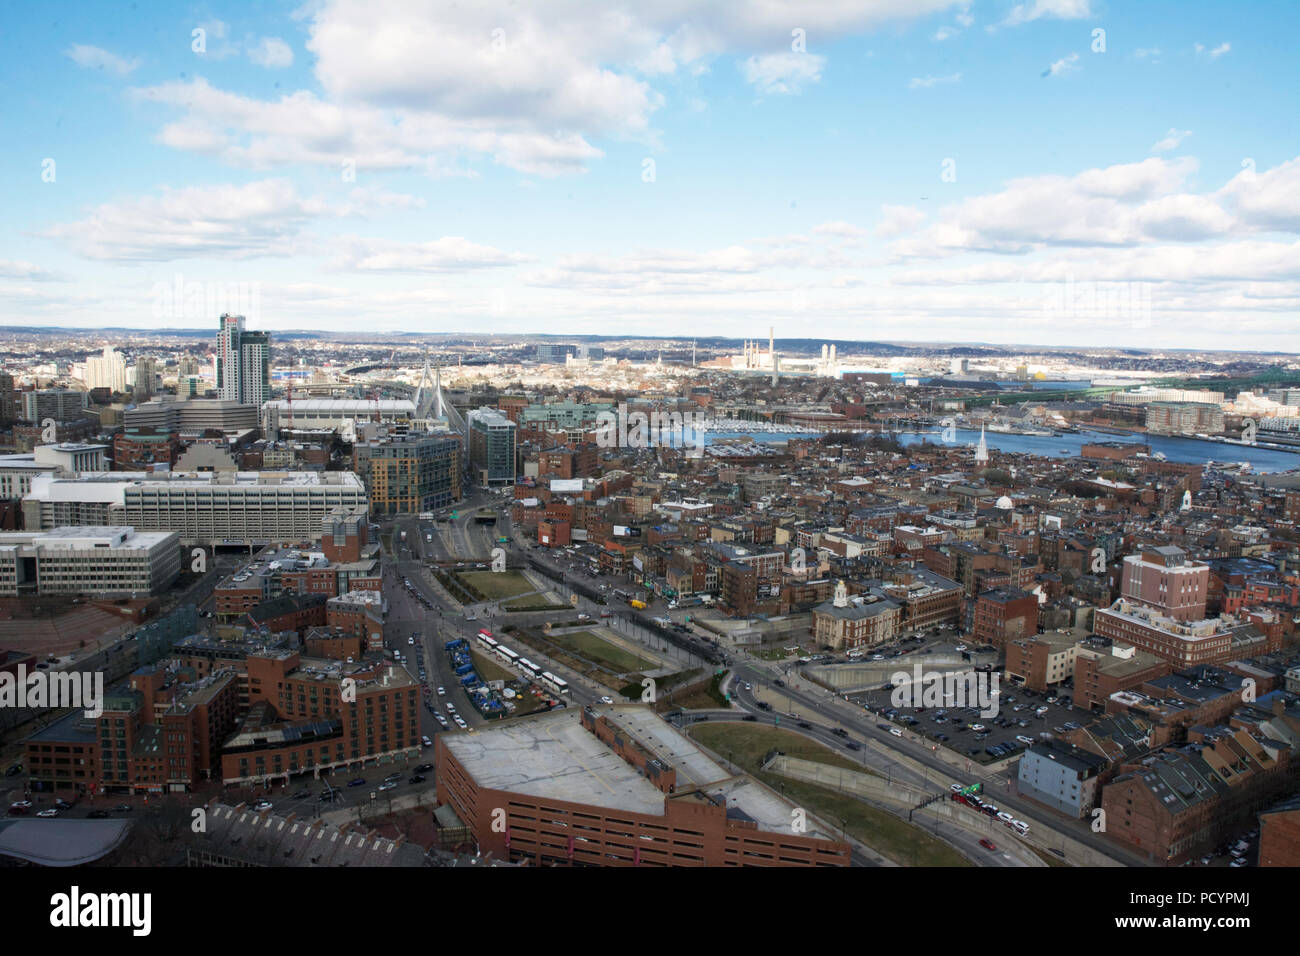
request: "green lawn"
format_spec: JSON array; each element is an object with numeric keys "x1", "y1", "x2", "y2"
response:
[
  {"x1": 689, "y1": 723, "x2": 866, "y2": 773},
  {"x1": 549, "y1": 629, "x2": 657, "y2": 673},
  {"x1": 689, "y1": 723, "x2": 970, "y2": 867},
  {"x1": 458, "y1": 569, "x2": 535, "y2": 600},
  {"x1": 762, "y1": 776, "x2": 972, "y2": 867},
  {"x1": 505, "y1": 590, "x2": 562, "y2": 609}
]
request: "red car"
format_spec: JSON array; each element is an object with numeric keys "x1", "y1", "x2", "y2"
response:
[{"x1": 979, "y1": 838, "x2": 997, "y2": 851}]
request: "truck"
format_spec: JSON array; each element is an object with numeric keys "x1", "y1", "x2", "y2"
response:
[
  {"x1": 629, "y1": 599, "x2": 648, "y2": 610},
  {"x1": 444, "y1": 638, "x2": 466, "y2": 651},
  {"x1": 454, "y1": 663, "x2": 474, "y2": 677}
]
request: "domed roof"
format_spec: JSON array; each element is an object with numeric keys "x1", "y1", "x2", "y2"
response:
[{"x1": 995, "y1": 495, "x2": 1014, "y2": 510}]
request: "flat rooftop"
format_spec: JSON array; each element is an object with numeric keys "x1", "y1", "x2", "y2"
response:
[{"x1": 442, "y1": 706, "x2": 836, "y2": 840}]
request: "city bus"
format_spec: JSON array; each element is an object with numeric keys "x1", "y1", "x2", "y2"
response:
[
  {"x1": 498, "y1": 646, "x2": 521, "y2": 666},
  {"x1": 540, "y1": 672, "x2": 571, "y2": 696},
  {"x1": 517, "y1": 658, "x2": 543, "y2": 679}
]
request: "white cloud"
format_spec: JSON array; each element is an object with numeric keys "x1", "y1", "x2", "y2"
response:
[
  {"x1": 1150, "y1": 128, "x2": 1191, "y2": 153},
  {"x1": 933, "y1": 26, "x2": 957, "y2": 41},
  {"x1": 909, "y1": 72, "x2": 961, "y2": 89},
  {"x1": 249, "y1": 37, "x2": 295, "y2": 69},
  {"x1": 328, "y1": 236, "x2": 533, "y2": 273},
  {"x1": 135, "y1": 78, "x2": 605, "y2": 178},
  {"x1": 742, "y1": 52, "x2": 826, "y2": 95},
  {"x1": 888, "y1": 155, "x2": 1300, "y2": 261},
  {"x1": 1135, "y1": 47, "x2": 1161, "y2": 59},
  {"x1": 1195, "y1": 42, "x2": 1231, "y2": 59},
  {"x1": 1043, "y1": 53, "x2": 1079, "y2": 77},
  {"x1": 0, "y1": 260, "x2": 62, "y2": 281},
  {"x1": 812, "y1": 221, "x2": 868, "y2": 240},
  {"x1": 1003, "y1": 0, "x2": 1090, "y2": 27},
  {"x1": 1218, "y1": 157, "x2": 1300, "y2": 233},
  {"x1": 136, "y1": 0, "x2": 963, "y2": 176},
  {"x1": 876, "y1": 205, "x2": 926, "y2": 238},
  {"x1": 65, "y1": 44, "x2": 140, "y2": 76},
  {"x1": 42, "y1": 179, "x2": 427, "y2": 262}
]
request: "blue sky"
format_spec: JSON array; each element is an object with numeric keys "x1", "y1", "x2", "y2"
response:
[{"x1": 1, "y1": 0, "x2": 1297, "y2": 349}]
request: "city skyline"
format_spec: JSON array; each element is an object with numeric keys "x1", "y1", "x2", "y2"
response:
[{"x1": 1, "y1": 1, "x2": 1297, "y2": 350}]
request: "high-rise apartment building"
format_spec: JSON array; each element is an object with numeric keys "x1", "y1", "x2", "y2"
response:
[
  {"x1": 133, "y1": 356, "x2": 158, "y2": 399},
  {"x1": 215, "y1": 313, "x2": 271, "y2": 406},
  {"x1": 0, "y1": 371, "x2": 16, "y2": 426},
  {"x1": 20, "y1": 389, "x2": 89, "y2": 424},
  {"x1": 467, "y1": 407, "x2": 516, "y2": 486},
  {"x1": 352, "y1": 431, "x2": 463, "y2": 515},
  {"x1": 84, "y1": 346, "x2": 127, "y2": 393}
]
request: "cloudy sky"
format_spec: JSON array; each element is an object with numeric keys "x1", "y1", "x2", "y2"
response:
[{"x1": 2, "y1": 1, "x2": 1298, "y2": 349}]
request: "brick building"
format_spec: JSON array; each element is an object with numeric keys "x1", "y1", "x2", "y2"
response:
[
  {"x1": 972, "y1": 588, "x2": 1039, "y2": 649},
  {"x1": 434, "y1": 705, "x2": 850, "y2": 867}
]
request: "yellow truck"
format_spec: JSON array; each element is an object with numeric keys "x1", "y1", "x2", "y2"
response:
[{"x1": 629, "y1": 599, "x2": 648, "y2": 610}]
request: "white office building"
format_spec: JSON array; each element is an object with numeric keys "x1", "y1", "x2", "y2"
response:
[
  {"x1": 22, "y1": 471, "x2": 368, "y2": 546},
  {"x1": 0, "y1": 526, "x2": 181, "y2": 597}
]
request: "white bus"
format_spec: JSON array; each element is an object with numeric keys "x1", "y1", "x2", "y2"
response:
[
  {"x1": 540, "y1": 672, "x2": 571, "y2": 696},
  {"x1": 498, "y1": 646, "x2": 521, "y2": 665},
  {"x1": 517, "y1": 658, "x2": 543, "y2": 679}
]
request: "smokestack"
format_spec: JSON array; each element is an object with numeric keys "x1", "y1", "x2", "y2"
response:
[
  {"x1": 769, "y1": 326, "x2": 774, "y2": 358},
  {"x1": 771, "y1": 352, "x2": 779, "y2": 387}
]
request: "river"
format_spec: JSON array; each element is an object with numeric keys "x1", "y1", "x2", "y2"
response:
[{"x1": 692, "y1": 427, "x2": 1300, "y2": 474}]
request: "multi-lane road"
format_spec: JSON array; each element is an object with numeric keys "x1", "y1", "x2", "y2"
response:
[{"x1": 371, "y1": 493, "x2": 1146, "y2": 867}]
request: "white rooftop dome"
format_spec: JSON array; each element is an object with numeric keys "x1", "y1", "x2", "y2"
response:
[{"x1": 995, "y1": 495, "x2": 1014, "y2": 510}]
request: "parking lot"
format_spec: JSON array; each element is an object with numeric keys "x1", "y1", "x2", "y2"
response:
[{"x1": 850, "y1": 678, "x2": 1089, "y2": 765}]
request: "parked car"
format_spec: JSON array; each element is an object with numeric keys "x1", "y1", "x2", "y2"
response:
[
  {"x1": 347, "y1": 777, "x2": 367, "y2": 787},
  {"x1": 87, "y1": 809, "x2": 110, "y2": 819},
  {"x1": 378, "y1": 782, "x2": 398, "y2": 792},
  {"x1": 37, "y1": 808, "x2": 59, "y2": 818}
]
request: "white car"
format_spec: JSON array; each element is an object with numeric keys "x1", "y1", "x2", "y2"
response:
[
  {"x1": 599, "y1": 696, "x2": 614, "y2": 704},
  {"x1": 408, "y1": 637, "x2": 415, "y2": 645},
  {"x1": 955, "y1": 644, "x2": 968, "y2": 651},
  {"x1": 436, "y1": 686, "x2": 446, "y2": 696},
  {"x1": 889, "y1": 728, "x2": 904, "y2": 737},
  {"x1": 421, "y1": 735, "x2": 433, "y2": 748},
  {"x1": 1016, "y1": 735, "x2": 1034, "y2": 745},
  {"x1": 37, "y1": 808, "x2": 59, "y2": 818}
]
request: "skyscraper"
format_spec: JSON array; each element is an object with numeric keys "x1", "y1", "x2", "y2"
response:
[
  {"x1": 133, "y1": 357, "x2": 158, "y2": 399},
  {"x1": 85, "y1": 346, "x2": 127, "y2": 393},
  {"x1": 215, "y1": 313, "x2": 271, "y2": 406}
]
